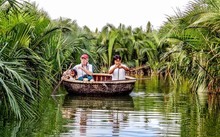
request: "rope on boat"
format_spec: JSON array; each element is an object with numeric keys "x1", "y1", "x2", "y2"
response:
[{"x1": 102, "y1": 83, "x2": 108, "y2": 91}]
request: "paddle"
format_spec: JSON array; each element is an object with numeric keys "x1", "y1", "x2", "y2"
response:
[
  {"x1": 52, "y1": 63, "x2": 73, "y2": 95},
  {"x1": 118, "y1": 66, "x2": 120, "y2": 80}
]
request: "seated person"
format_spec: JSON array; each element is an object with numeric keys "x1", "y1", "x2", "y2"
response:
[
  {"x1": 62, "y1": 69, "x2": 78, "y2": 80},
  {"x1": 72, "y1": 53, "x2": 94, "y2": 81},
  {"x1": 108, "y1": 55, "x2": 129, "y2": 80}
]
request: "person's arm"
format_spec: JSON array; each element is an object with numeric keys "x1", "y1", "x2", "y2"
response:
[
  {"x1": 62, "y1": 70, "x2": 70, "y2": 76},
  {"x1": 109, "y1": 65, "x2": 118, "y2": 74},
  {"x1": 61, "y1": 70, "x2": 70, "y2": 80},
  {"x1": 119, "y1": 64, "x2": 130, "y2": 71},
  {"x1": 78, "y1": 66, "x2": 93, "y2": 75}
]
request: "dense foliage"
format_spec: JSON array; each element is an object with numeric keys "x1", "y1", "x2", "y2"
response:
[{"x1": 0, "y1": 0, "x2": 219, "y2": 119}]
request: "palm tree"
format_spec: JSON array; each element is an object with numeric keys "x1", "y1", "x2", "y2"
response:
[
  {"x1": 0, "y1": 0, "x2": 79, "y2": 119},
  {"x1": 0, "y1": 0, "x2": 41, "y2": 119},
  {"x1": 159, "y1": 0, "x2": 220, "y2": 92}
]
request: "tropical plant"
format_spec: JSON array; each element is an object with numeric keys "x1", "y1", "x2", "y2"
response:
[{"x1": 159, "y1": 0, "x2": 220, "y2": 92}]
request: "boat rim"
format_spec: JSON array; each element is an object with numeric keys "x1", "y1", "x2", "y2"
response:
[{"x1": 62, "y1": 74, "x2": 136, "y2": 84}]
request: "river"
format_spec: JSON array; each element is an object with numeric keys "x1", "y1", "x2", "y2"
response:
[{"x1": 1, "y1": 76, "x2": 220, "y2": 137}]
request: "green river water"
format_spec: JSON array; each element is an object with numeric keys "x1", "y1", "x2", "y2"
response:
[{"x1": 1, "y1": 76, "x2": 220, "y2": 137}]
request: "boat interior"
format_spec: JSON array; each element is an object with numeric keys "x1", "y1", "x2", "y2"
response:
[{"x1": 93, "y1": 74, "x2": 112, "y2": 81}]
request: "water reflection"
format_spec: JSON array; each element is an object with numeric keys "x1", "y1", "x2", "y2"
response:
[
  {"x1": 58, "y1": 83, "x2": 220, "y2": 137},
  {"x1": 62, "y1": 95, "x2": 134, "y2": 119},
  {"x1": 61, "y1": 95, "x2": 135, "y2": 137},
  {"x1": 60, "y1": 92, "x2": 183, "y2": 137},
  {"x1": 63, "y1": 95, "x2": 134, "y2": 111},
  {"x1": 207, "y1": 93, "x2": 220, "y2": 113},
  {"x1": 2, "y1": 77, "x2": 220, "y2": 137}
]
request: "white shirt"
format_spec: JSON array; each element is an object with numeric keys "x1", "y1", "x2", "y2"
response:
[
  {"x1": 109, "y1": 64, "x2": 127, "y2": 80},
  {"x1": 73, "y1": 64, "x2": 93, "y2": 78}
]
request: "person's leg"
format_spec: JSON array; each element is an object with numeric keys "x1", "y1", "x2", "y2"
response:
[
  {"x1": 78, "y1": 76, "x2": 83, "y2": 81},
  {"x1": 87, "y1": 75, "x2": 94, "y2": 81}
]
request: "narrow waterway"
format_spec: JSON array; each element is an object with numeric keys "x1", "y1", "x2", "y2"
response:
[
  {"x1": 58, "y1": 76, "x2": 220, "y2": 137},
  {"x1": 1, "y1": 76, "x2": 220, "y2": 137}
]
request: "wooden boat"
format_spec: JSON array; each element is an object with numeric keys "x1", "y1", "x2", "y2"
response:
[{"x1": 62, "y1": 73, "x2": 136, "y2": 95}]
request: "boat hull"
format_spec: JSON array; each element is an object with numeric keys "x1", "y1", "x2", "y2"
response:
[{"x1": 62, "y1": 73, "x2": 136, "y2": 96}]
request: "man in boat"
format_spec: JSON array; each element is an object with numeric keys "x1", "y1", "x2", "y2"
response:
[
  {"x1": 72, "y1": 53, "x2": 94, "y2": 81},
  {"x1": 108, "y1": 55, "x2": 130, "y2": 80}
]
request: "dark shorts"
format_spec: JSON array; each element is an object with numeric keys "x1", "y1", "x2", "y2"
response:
[{"x1": 78, "y1": 75, "x2": 93, "y2": 81}]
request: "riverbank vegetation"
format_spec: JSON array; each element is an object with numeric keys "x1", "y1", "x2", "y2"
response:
[{"x1": 0, "y1": 0, "x2": 219, "y2": 119}]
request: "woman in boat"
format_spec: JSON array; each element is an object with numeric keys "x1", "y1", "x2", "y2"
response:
[
  {"x1": 72, "y1": 53, "x2": 94, "y2": 81},
  {"x1": 62, "y1": 68, "x2": 78, "y2": 80},
  {"x1": 108, "y1": 55, "x2": 130, "y2": 80}
]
